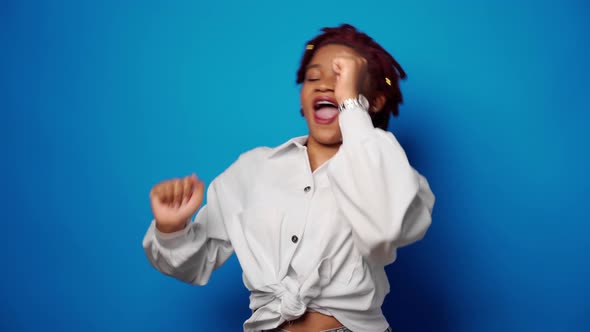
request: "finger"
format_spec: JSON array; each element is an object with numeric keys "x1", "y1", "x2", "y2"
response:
[
  {"x1": 189, "y1": 173, "x2": 199, "y2": 194},
  {"x1": 151, "y1": 183, "x2": 167, "y2": 203},
  {"x1": 332, "y1": 58, "x2": 342, "y2": 74},
  {"x1": 150, "y1": 186, "x2": 162, "y2": 208},
  {"x1": 173, "y1": 179, "x2": 182, "y2": 207},
  {"x1": 161, "y1": 182, "x2": 172, "y2": 204},
  {"x1": 149, "y1": 185, "x2": 158, "y2": 201},
  {"x1": 186, "y1": 179, "x2": 205, "y2": 212},
  {"x1": 182, "y1": 175, "x2": 193, "y2": 203},
  {"x1": 151, "y1": 183, "x2": 173, "y2": 216}
]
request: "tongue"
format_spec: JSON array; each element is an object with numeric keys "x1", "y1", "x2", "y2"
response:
[{"x1": 315, "y1": 107, "x2": 338, "y2": 120}]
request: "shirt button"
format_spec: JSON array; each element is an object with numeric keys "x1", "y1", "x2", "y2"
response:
[
  {"x1": 291, "y1": 235, "x2": 299, "y2": 243},
  {"x1": 304, "y1": 186, "x2": 311, "y2": 193}
]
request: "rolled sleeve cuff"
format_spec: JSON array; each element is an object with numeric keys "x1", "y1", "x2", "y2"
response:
[
  {"x1": 152, "y1": 219, "x2": 191, "y2": 248},
  {"x1": 339, "y1": 106, "x2": 374, "y2": 143}
]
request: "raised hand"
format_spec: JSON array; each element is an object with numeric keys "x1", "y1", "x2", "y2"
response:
[
  {"x1": 331, "y1": 50, "x2": 368, "y2": 105},
  {"x1": 149, "y1": 174, "x2": 204, "y2": 233}
]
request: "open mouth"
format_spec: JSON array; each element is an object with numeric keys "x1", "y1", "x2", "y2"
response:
[{"x1": 313, "y1": 97, "x2": 339, "y2": 124}]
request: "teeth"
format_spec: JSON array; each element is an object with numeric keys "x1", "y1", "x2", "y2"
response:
[{"x1": 316, "y1": 100, "x2": 336, "y2": 107}]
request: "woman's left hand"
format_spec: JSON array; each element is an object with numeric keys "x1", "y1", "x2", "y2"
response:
[{"x1": 332, "y1": 51, "x2": 368, "y2": 105}]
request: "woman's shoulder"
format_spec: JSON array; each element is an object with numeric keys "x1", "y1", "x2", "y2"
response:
[
  {"x1": 214, "y1": 136, "x2": 303, "y2": 187},
  {"x1": 237, "y1": 146, "x2": 274, "y2": 163},
  {"x1": 233, "y1": 135, "x2": 305, "y2": 166},
  {"x1": 213, "y1": 146, "x2": 273, "y2": 186}
]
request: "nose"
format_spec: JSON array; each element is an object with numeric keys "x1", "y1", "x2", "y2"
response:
[{"x1": 316, "y1": 75, "x2": 335, "y2": 92}]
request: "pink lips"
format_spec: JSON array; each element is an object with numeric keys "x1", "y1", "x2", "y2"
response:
[{"x1": 313, "y1": 96, "x2": 339, "y2": 124}]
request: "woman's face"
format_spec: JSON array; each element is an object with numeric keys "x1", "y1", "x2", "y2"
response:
[{"x1": 300, "y1": 44, "x2": 363, "y2": 146}]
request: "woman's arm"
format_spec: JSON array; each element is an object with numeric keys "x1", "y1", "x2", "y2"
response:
[
  {"x1": 328, "y1": 105, "x2": 435, "y2": 266},
  {"x1": 142, "y1": 181, "x2": 234, "y2": 285}
]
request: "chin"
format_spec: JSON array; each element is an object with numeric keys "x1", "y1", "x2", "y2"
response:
[{"x1": 310, "y1": 127, "x2": 342, "y2": 146}]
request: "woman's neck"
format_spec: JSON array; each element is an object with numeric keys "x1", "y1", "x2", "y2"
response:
[{"x1": 306, "y1": 136, "x2": 341, "y2": 172}]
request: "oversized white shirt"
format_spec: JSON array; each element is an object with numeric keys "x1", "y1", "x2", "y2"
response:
[{"x1": 143, "y1": 105, "x2": 435, "y2": 332}]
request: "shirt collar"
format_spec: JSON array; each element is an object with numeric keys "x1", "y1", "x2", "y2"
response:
[{"x1": 267, "y1": 135, "x2": 308, "y2": 158}]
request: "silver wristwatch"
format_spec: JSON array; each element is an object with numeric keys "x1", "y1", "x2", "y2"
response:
[{"x1": 338, "y1": 94, "x2": 370, "y2": 113}]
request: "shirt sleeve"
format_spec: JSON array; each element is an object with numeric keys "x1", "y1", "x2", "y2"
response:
[
  {"x1": 327, "y1": 106, "x2": 435, "y2": 266},
  {"x1": 142, "y1": 177, "x2": 235, "y2": 286}
]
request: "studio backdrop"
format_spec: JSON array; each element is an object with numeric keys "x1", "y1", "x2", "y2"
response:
[{"x1": 2, "y1": 0, "x2": 589, "y2": 331}]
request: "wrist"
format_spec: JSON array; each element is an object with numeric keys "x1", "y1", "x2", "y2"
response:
[
  {"x1": 337, "y1": 92, "x2": 359, "y2": 104},
  {"x1": 336, "y1": 85, "x2": 360, "y2": 102},
  {"x1": 155, "y1": 219, "x2": 188, "y2": 233},
  {"x1": 338, "y1": 94, "x2": 369, "y2": 112}
]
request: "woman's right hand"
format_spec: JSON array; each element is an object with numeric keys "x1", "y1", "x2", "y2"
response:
[{"x1": 149, "y1": 174, "x2": 204, "y2": 233}]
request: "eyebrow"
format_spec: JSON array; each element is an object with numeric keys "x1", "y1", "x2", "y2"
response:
[{"x1": 305, "y1": 64, "x2": 321, "y2": 70}]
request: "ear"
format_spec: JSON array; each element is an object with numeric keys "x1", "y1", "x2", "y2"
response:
[{"x1": 370, "y1": 95, "x2": 387, "y2": 113}]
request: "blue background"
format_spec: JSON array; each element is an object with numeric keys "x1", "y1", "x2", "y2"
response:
[{"x1": 3, "y1": 0, "x2": 589, "y2": 331}]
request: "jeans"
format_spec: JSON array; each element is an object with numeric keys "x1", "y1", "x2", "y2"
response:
[{"x1": 266, "y1": 327, "x2": 392, "y2": 332}]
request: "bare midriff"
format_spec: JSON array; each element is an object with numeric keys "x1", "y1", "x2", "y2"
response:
[{"x1": 278, "y1": 311, "x2": 343, "y2": 332}]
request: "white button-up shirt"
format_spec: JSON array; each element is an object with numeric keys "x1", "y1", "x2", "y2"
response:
[{"x1": 143, "y1": 105, "x2": 435, "y2": 332}]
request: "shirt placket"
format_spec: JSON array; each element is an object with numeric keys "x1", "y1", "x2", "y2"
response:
[{"x1": 278, "y1": 147, "x2": 316, "y2": 279}]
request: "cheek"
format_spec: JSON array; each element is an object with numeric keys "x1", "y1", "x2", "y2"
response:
[{"x1": 300, "y1": 88, "x2": 312, "y2": 109}]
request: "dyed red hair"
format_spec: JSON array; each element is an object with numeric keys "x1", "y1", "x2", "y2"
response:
[{"x1": 296, "y1": 24, "x2": 407, "y2": 130}]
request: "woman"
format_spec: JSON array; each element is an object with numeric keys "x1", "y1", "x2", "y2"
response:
[{"x1": 143, "y1": 24, "x2": 435, "y2": 332}]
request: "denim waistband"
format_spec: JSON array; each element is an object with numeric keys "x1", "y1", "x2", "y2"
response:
[{"x1": 265, "y1": 326, "x2": 392, "y2": 332}]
